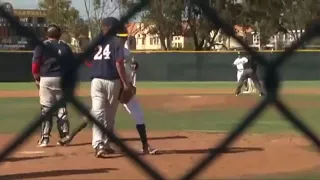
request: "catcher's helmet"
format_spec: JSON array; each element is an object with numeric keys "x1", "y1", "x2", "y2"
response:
[{"x1": 46, "y1": 24, "x2": 62, "y2": 39}]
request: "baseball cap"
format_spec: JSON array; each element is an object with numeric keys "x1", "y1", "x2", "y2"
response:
[
  {"x1": 102, "y1": 17, "x2": 128, "y2": 37},
  {"x1": 102, "y1": 17, "x2": 120, "y2": 27}
]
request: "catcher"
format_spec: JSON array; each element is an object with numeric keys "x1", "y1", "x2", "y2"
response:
[{"x1": 32, "y1": 24, "x2": 71, "y2": 147}]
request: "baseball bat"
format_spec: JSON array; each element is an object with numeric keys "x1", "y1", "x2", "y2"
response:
[{"x1": 66, "y1": 116, "x2": 90, "y2": 142}]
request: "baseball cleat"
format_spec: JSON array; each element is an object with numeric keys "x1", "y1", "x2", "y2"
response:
[
  {"x1": 95, "y1": 144, "x2": 107, "y2": 158},
  {"x1": 103, "y1": 144, "x2": 116, "y2": 154},
  {"x1": 57, "y1": 135, "x2": 71, "y2": 146},
  {"x1": 142, "y1": 144, "x2": 158, "y2": 155},
  {"x1": 38, "y1": 137, "x2": 49, "y2": 148},
  {"x1": 104, "y1": 147, "x2": 116, "y2": 154}
]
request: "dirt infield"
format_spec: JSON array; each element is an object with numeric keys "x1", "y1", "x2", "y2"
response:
[
  {"x1": 0, "y1": 88, "x2": 319, "y2": 179},
  {"x1": 0, "y1": 87, "x2": 320, "y2": 98},
  {"x1": 0, "y1": 132, "x2": 319, "y2": 179}
]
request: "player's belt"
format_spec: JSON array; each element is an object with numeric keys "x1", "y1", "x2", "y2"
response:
[{"x1": 237, "y1": 69, "x2": 243, "y2": 71}]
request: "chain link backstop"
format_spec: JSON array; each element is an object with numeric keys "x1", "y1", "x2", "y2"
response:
[{"x1": 0, "y1": 0, "x2": 319, "y2": 179}]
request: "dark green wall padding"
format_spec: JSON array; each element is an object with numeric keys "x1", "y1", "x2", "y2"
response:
[{"x1": 0, "y1": 51, "x2": 319, "y2": 82}]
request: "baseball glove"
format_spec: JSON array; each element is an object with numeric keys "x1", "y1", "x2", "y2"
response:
[{"x1": 119, "y1": 83, "x2": 136, "y2": 104}]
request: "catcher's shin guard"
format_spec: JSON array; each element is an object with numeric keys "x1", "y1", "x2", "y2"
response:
[
  {"x1": 40, "y1": 106, "x2": 53, "y2": 138},
  {"x1": 56, "y1": 107, "x2": 70, "y2": 138}
]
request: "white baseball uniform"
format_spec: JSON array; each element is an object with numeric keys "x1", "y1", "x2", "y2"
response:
[
  {"x1": 233, "y1": 56, "x2": 248, "y2": 82},
  {"x1": 233, "y1": 56, "x2": 255, "y2": 92},
  {"x1": 122, "y1": 48, "x2": 144, "y2": 125}
]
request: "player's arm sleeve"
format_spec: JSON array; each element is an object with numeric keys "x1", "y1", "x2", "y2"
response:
[
  {"x1": 233, "y1": 59, "x2": 238, "y2": 65},
  {"x1": 32, "y1": 46, "x2": 42, "y2": 78},
  {"x1": 132, "y1": 71, "x2": 137, "y2": 86},
  {"x1": 115, "y1": 42, "x2": 125, "y2": 63},
  {"x1": 84, "y1": 47, "x2": 99, "y2": 67},
  {"x1": 243, "y1": 57, "x2": 248, "y2": 63},
  {"x1": 115, "y1": 40, "x2": 129, "y2": 86}
]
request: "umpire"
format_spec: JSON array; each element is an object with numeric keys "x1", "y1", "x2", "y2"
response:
[
  {"x1": 234, "y1": 53, "x2": 265, "y2": 96},
  {"x1": 32, "y1": 24, "x2": 72, "y2": 147}
]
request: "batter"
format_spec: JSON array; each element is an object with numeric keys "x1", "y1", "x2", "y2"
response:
[{"x1": 122, "y1": 47, "x2": 158, "y2": 154}]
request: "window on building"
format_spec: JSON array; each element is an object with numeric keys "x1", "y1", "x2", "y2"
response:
[
  {"x1": 142, "y1": 37, "x2": 145, "y2": 45},
  {"x1": 157, "y1": 38, "x2": 160, "y2": 45},
  {"x1": 289, "y1": 35, "x2": 294, "y2": 42},
  {"x1": 153, "y1": 38, "x2": 157, "y2": 45},
  {"x1": 37, "y1": 17, "x2": 46, "y2": 24},
  {"x1": 150, "y1": 37, "x2": 153, "y2": 45},
  {"x1": 253, "y1": 34, "x2": 260, "y2": 44}
]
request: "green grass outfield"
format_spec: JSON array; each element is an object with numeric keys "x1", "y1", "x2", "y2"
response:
[
  {"x1": 0, "y1": 81, "x2": 319, "y2": 90},
  {"x1": 0, "y1": 81, "x2": 319, "y2": 135},
  {"x1": 0, "y1": 81, "x2": 319, "y2": 178}
]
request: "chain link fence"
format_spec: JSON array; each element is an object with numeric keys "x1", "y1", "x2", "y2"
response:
[{"x1": 0, "y1": 0, "x2": 319, "y2": 179}]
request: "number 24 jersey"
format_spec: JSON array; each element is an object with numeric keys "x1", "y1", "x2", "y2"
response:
[{"x1": 89, "y1": 37, "x2": 124, "y2": 80}]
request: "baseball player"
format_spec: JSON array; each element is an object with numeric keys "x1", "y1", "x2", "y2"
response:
[
  {"x1": 122, "y1": 47, "x2": 158, "y2": 155},
  {"x1": 57, "y1": 42, "x2": 157, "y2": 155},
  {"x1": 246, "y1": 54, "x2": 257, "y2": 93},
  {"x1": 233, "y1": 52, "x2": 250, "y2": 92},
  {"x1": 32, "y1": 24, "x2": 71, "y2": 147},
  {"x1": 234, "y1": 56, "x2": 265, "y2": 96},
  {"x1": 89, "y1": 17, "x2": 135, "y2": 158}
]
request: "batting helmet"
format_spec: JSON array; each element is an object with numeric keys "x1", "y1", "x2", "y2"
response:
[
  {"x1": 102, "y1": 17, "x2": 128, "y2": 38},
  {"x1": 46, "y1": 24, "x2": 62, "y2": 39},
  {"x1": 116, "y1": 26, "x2": 128, "y2": 38}
]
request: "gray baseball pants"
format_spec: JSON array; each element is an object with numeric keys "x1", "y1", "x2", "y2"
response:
[{"x1": 91, "y1": 78, "x2": 121, "y2": 149}]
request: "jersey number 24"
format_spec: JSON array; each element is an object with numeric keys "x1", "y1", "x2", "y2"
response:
[{"x1": 94, "y1": 45, "x2": 111, "y2": 60}]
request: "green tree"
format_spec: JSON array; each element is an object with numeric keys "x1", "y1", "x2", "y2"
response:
[
  {"x1": 184, "y1": 0, "x2": 244, "y2": 50},
  {"x1": 38, "y1": 0, "x2": 88, "y2": 51},
  {"x1": 280, "y1": 0, "x2": 320, "y2": 42},
  {"x1": 38, "y1": 0, "x2": 79, "y2": 30},
  {"x1": 239, "y1": 0, "x2": 284, "y2": 49},
  {"x1": 84, "y1": 0, "x2": 120, "y2": 38},
  {"x1": 141, "y1": 0, "x2": 185, "y2": 50}
]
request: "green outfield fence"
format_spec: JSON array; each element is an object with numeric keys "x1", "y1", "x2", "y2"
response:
[
  {"x1": 0, "y1": 0, "x2": 319, "y2": 180},
  {"x1": 0, "y1": 50, "x2": 319, "y2": 82}
]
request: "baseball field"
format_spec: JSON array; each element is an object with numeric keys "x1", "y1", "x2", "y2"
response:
[{"x1": 0, "y1": 81, "x2": 319, "y2": 179}]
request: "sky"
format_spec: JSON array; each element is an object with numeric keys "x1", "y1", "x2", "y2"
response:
[{"x1": 2, "y1": 0, "x2": 124, "y2": 19}]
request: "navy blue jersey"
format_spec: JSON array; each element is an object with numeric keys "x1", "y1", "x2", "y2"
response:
[
  {"x1": 32, "y1": 39, "x2": 73, "y2": 77},
  {"x1": 89, "y1": 37, "x2": 124, "y2": 80}
]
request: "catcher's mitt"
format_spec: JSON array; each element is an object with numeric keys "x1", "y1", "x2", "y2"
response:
[{"x1": 119, "y1": 84, "x2": 136, "y2": 104}]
